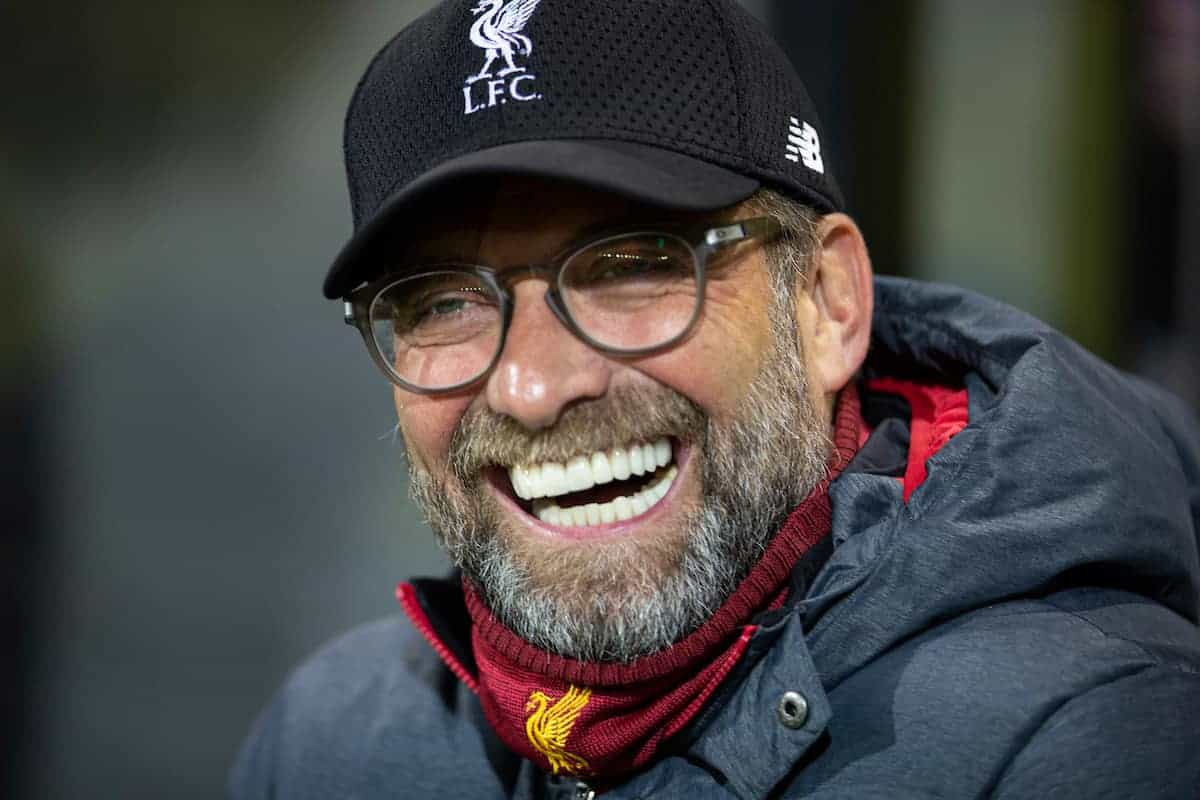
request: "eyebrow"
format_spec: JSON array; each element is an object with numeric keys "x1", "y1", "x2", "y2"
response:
[
  {"x1": 402, "y1": 208, "x2": 736, "y2": 266},
  {"x1": 422, "y1": 212, "x2": 724, "y2": 256}
]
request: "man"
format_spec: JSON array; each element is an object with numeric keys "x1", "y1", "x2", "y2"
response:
[{"x1": 231, "y1": 1, "x2": 1200, "y2": 797}]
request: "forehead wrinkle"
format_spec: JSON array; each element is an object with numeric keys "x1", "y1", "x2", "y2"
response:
[
  {"x1": 408, "y1": 215, "x2": 587, "y2": 267},
  {"x1": 465, "y1": 185, "x2": 640, "y2": 265},
  {"x1": 384, "y1": 180, "x2": 757, "y2": 285},
  {"x1": 407, "y1": 180, "x2": 741, "y2": 267}
]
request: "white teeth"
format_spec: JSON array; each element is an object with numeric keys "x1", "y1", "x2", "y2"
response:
[
  {"x1": 611, "y1": 448, "x2": 631, "y2": 480},
  {"x1": 531, "y1": 465, "x2": 680, "y2": 529},
  {"x1": 590, "y1": 451, "x2": 613, "y2": 485},
  {"x1": 654, "y1": 439, "x2": 670, "y2": 468},
  {"x1": 654, "y1": 477, "x2": 670, "y2": 500},
  {"x1": 519, "y1": 464, "x2": 541, "y2": 499},
  {"x1": 509, "y1": 438, "x2": 673, "y2": 501},
  {"x1": 565, "y1": 456, "x2": 594, "y2": 493},
  {"x1": 541, "y1": 463, "x2": 567, "y2": 497},
  {"x1": 613, "y1": 496, "x2": 634, "y2": 521},
  {"x1": 510, "y1": 466, "x2": 527, "y2": 499},
  {"x1": 629, "y1": 446, "x2": 644, "y2": 476}
]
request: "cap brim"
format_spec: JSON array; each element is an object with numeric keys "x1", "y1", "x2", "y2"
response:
[{"x1": 323, "y1": 139, "x2": 760, "y2": 298}]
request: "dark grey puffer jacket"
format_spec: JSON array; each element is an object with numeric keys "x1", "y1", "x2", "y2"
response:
[{"x1": 230, "y1": 277, "x2": 1200, "y2": 799}]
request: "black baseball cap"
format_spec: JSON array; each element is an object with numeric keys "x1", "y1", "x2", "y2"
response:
[{"x1": 324, "y1": 0, "x2": 843, "y2": 299}]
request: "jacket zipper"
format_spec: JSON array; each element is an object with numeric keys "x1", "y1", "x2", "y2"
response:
[{"x1": 396, "y1": 582, "x2": 480, "y2": 694}]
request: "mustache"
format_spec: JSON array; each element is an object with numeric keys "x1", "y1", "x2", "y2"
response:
[{"x1": 448, "y1": 383, "x2": 706, "y2": 479}]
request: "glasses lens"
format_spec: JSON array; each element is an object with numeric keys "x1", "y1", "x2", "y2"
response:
[
  {"x1": 559, "y1": 233, "x2": 699, "y2": 351},
  {"x1": 369, "y1": 270, "x2": 502, "y2": 391}
]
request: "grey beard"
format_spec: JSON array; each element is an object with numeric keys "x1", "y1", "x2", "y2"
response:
[{"x1": 406, "y1": 308, "x2": 831, "y2": 663}]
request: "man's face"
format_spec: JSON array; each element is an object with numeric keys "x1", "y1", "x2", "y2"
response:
[{"x1": 396, "y1": 180, "x2": 833, "y2": 661}]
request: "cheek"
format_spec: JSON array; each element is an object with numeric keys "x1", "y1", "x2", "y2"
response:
[
  {"x1": 394, "y1": 389, "x2": 472, "y2": 472},
  {"x1": 628, "y1": 288, "x2": 775, "y2": 419}
]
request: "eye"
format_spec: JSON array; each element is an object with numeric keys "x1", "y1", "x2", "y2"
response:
[
  {"x1": 372, "y1": 272, "x2": 498, "y2": 336},
  {"x1": 587, "y1": 251, "x2": 666, "y2": 281},
  {"x1": 409, "y1": 286, "x2": 492, "y2": 327},
  {"x1": 566, "y1": 235, "x2": 694, "y2": 288},
  {"x1": 423, "y1": 294, "x2": 477, "y2": 318},
  {"x1": 556, "y1": 232, "x2": 700, "y2": 353}
]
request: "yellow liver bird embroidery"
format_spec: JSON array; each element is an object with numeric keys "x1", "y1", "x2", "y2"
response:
[{"x1": 524, "y1": 684, "x2": 592, "y2": 775}]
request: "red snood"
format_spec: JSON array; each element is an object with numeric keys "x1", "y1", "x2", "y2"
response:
[{"x1": 400, "y1": 387, "x2": 862, "y2": 781}]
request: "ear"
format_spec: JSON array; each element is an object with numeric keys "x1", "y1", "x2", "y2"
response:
[{"x1": 798, "y1": 213, "x2": 873, "y2": 402}]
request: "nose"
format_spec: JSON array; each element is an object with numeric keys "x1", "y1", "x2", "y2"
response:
[{"x1": 485, "y1": 281, "x2": 612, "y2": 430}]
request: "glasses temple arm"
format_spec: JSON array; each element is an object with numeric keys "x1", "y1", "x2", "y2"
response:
[{"x1": 702, "y1": 216, "x2": 783, "y2": 249}]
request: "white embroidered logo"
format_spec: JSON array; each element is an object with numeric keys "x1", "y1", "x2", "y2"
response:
[
  {"x1": 463, "y1": 0, "x2": 544, "y2": 115},
  {"x1": 785, "y1": 117, "x2": 824, "y2": 174}
]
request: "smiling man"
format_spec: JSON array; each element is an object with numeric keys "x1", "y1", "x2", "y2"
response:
[
  {"x1": 231, "y1": 1, "x2": 1200, "y2": 798},
  {"x1": 391, "y1": 179, "x2": 863, "y2": 670}
]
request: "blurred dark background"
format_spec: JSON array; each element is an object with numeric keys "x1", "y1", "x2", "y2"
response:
[{"x1": 3, "y1": 1, "x2": 1197, "y2": 797}]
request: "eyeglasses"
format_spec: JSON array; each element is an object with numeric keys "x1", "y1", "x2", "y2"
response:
[{"x1": 343, "y1": 217, "x2": 782, "y2": 394}]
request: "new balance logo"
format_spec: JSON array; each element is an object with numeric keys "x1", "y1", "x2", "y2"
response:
[{"x1": 785, "y1": 117, "x2": 824, "y2": 174}]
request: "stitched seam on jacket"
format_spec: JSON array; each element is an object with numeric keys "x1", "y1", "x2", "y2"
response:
[
  {"x1": 982, "y1": 663, "x2": 1158, "y2": 798},
  {"x1": 1039, "y1": 596, "x2": 1200, "y2": 675},
  {"x1": 873, "y1": 289, "x2": 1015, "y2": 377}
]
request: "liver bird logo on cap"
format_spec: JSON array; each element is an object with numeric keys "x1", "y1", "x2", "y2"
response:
[
  {"x1": 466, "y1": 0, "x2": 543, "y2": 84},
  {"x1": 524, "y1": 684, "x2": 592, "y2": 775}
]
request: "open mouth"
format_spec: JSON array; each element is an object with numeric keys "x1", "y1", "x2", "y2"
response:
[{"x1": 502, "y1": 438, "x2": 681, "y2": 528}]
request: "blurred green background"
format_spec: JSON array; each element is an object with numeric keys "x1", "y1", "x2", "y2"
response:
[{"x1": 3, "y1": 1, "x2": 1196, "y2": 797}]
